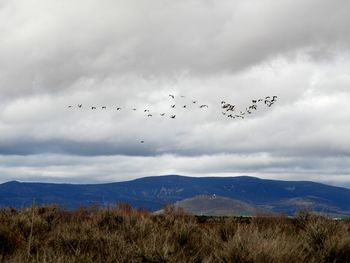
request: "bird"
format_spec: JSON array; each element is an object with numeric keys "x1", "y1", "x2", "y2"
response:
[
  {"x1": 144, "y1": 109, "x2": 149, "y2": 112},
  {"x1": 147, "y1": 114, "x2": 152, "y2": 117},
  {"x1": 169, "y1": 94, "x2": 175, "y2": 99},
  {"x1": 78, "y1": 104, "x2": 82, "y2": 108},
  {"x1": 160, "y1": 113, "x2": 165, "y2": 116},
  {"x1": 226, "y1": 105, "x2": 235, "y2": 111},
  {"x1": 170, "y1": 115, "x2": 176, "y2": 119},
  {"x1": 171, "y1": 105, "x2": 175, "y2": 108},
  {"x1": 68, "y1": 105, "x2": 73, "y2": 108},
  {"x1": 192, "y1": 101, "x2": 197, "y2": 104},
  {"x1": 102, "y1": 106, "x2": 107, "y2": 109},
  {"x1": 183, "y1": 105, "x2": 187, "y2": 108},
  {"x1": 116, "y1": 107, "x2": 122, "y2": 110},
  {"x1": 200, "y1": 105, "x2": 208, "y2": 108},
  {"x1": 252, "y1": 100, "x2": 257, "y2": 104},
  {"x1": 91, "y1": 106, "x2": 96, "y2": 110},
  {"x1": 140, "y1": 140, "x2": 145, "y2": 143},
  {"x1": 180, "y1": 95, "x2": 185, "y2": 98},
  {"x1": 132, "y1": 108, "x2": 137, "y2": 111}
]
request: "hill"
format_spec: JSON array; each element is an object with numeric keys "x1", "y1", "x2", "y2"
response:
[
  {"x1": 1, "y1": 175, "x2": 350, "y2": 216},
  {"x1": 172, "y1": 195, "x2": 270, "y2": 216}
]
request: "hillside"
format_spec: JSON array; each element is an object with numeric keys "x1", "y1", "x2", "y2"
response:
[
  {"x1": 172, "y1": 195, "x2": 269, "y2": 216},
  {"x1": 1, "y1": 175, "x2": 350, "y2": 216}
]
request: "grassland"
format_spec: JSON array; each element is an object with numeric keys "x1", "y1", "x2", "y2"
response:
[{"x1": 0, "y1": 204, "x2": 349, "y2": 262}]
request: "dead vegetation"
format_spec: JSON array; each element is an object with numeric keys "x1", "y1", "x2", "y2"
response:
[{"x1": 0, "y1": 204, "x2": 349, "y2": 262}]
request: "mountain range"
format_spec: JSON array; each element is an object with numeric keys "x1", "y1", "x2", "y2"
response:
[{"x1": 1, "y1": 175, "x2": 350, "y2": 216}]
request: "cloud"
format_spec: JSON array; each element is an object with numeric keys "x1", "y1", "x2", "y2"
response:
[
  {"x1": 1, "y1": 153, "x2": 350, "y2": 188},
  {"x1": 1, "y1": 0, "x2": 350, "y2": 99},
  {"x1": 0, "y1": 0, "x2": 350, "y2": 185}
]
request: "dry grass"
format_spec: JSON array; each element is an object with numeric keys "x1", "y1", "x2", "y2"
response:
[{"x1": 0, "y1": 204, "x2": 349, "y2": 262}]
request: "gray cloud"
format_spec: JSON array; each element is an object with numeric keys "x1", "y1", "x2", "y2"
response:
[
  {"x1": 1, "y1": 0, "x2": 350, "y2": 99},
  {"x1": 0, "y1": 0, "x2": 350, "y2": 186}
]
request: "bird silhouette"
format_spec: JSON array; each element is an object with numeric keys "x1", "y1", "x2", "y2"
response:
[
  {"x1": 140, "y1": 140, "x2": 145, "y2": 143},
  {"x1": 170, "y1": 115, "x2": 176, "y2": 119},
  {"x1": 147, "y1": 114, "x2": 152, "y2": 117},
  {"x1": 171, "y1": 105, "x2": 175, "y2": 108},
  {"x1": 102, "y1": 106, "x2": 107, "y2": 109},
  {"x1": 78, "y1": 104, "x2": 82, "y2": 108},
  {"x1": 116, "y1": 107, "x2": 122, "y2": 110},
  {"x1": 160, "y1": 113, "x2": 165, "y2": 116},
  {"x1": 169, "y1": 94, "x2": 175, "y2": 99},
  {"x1": 192, "y1": 101, "x2": 197, "y2": 104},
  {"x1": 68, "y1": 105, "x2": 73, "y2": 108},
  {"x1": 144, "y1": 109, "x2": 149, "y2": 112},
  {"x1": 200, "y1": 105, "x2": 208, "y2": 108},
  {"x1": 91, "y1": 106, "x2": 96, "y2": 110}
]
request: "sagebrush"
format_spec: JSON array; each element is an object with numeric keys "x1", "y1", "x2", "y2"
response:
[{"x1": 0, "y1": 204, "x2": 349, "y2": 262}]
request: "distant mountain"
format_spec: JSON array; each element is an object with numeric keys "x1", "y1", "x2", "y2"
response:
[
  {"x1": 172, "y1": 195, "x2": 270, "y2": 216},
  {"x1": 1, "y1": 175, "x2": 350, "y2": 216}
]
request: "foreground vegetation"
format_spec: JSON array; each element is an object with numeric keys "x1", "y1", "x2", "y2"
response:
[{"x1": 0, "y1": 204, "x2": 350, "y2": 262}]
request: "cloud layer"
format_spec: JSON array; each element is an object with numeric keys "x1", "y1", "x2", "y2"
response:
[{"x1": 1, "y1": 0, "x2": 350, "y2": 186}]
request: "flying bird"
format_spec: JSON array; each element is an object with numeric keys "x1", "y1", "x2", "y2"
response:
[
  {"x1": 147, "y1": 114, "x2": 152, "y2": 117},
  {"x1": 91, "y1": 106, "x2": 96, "y2": 110},
  {"x1": 170, "y1": 115, "x2": 176, "y2": 119},
  {"x1": 68, "y1": 105, "x2": 73, "y2": 108},
  {"x1": 160, "y1": 113, "x2": 165, "y2": 116},
  {"x1": 102, "y1": 106, "x2": 107, "y2": 109},
  {"x1": 171, "y1": 105, "x2": 175, "y2": 108},
  {"x1": 169, "y1": 94, "x2": 175, "y2": 99},
  {"x1": 140, "y1": 140, "x2": 145, "y2": 143},
  {"x1": 199, "y1": 105, "x2": 208, "y2": 108},
  {"x1": 192, "y1": 101, "x2": 197, "y2": 104},
  {"x1": 144, "y1": 109, "x2": 149, "y2": 112},
  {"x1": 116, "y1": 107, "x2": 122, "y2": 110},
  {"x1": 78, "y1": 104, "x2": 82, "y2": 108}
]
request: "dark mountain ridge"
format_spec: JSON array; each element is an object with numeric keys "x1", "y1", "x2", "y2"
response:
[{"x1": 1, "y1": 175, "x2": 350, "y2": 216}]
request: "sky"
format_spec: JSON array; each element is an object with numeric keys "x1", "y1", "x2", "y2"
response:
[{"x1": 1, "y1": 0, "x2": 350, "y2": 187}]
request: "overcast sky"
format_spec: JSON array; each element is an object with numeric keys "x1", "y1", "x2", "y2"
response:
[{"x1": 1, "y1": 0, "x2": 350, "y2": 187}]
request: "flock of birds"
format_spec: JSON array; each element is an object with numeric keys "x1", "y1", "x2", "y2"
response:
[
  {"x1": 67, "y1": 94, "x2": 210, "y2": 120},
  {"x1": 221, "y1": 95, "x2": 277, "y2": 119},
  {"x1": 67, "y1": 94, "x2": 278, "y2": 143}
]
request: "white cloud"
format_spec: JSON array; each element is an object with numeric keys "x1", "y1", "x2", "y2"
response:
[{"x1": 0, "y1": 0, "x2": 350, "y2": 186}]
